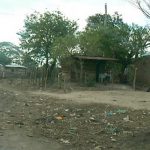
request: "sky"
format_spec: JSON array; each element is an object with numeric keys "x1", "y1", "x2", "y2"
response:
[{"x1": 0, "y1": 0, "x2": 149, "y2": 45}]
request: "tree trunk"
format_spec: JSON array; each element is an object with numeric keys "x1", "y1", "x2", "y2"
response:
[
  {"x1": 45, "y1": 51, "x2": 49, "y2": 71},
  {"x1": 44, "y1": 67, "x2": 49, "y2": 89},
  {"x1": 44, "y1": 49, "x2": 49, "y2": 88},
  {"x1": 49, "y1": 59, "x2": 56, "y2": 81}
]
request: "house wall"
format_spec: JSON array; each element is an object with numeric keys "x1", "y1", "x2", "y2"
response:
[
  {"x1": 135, "y1": 56, "x2": 150, "y2": 85},
  {"x1": 61, "y1": 57, "x2": 117, "y2": 83},
  {"x1": 0, "y1": 68, "x2": 26, "y2": 78}
]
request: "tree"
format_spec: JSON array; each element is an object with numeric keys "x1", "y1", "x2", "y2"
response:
[
  {"x1": 52, "y1": 34, "x2": 78, "y2": 59},
  {"x1": 0, "y1": 42, "x2": 21, "y2": 64},
  {"x1": 129, "y1": 24, "x2": 150, "y2": 59},
  {"x1": 22, "y1": 52, "x2": 38, "y2": 68},
  {"x1": 18, "y1": 11, "x2": 77, "y2": 72},
  {"x1": 86, "y1": 12, "x2": 124, "y2": 29},
  {"x1": 79, "y1": 13, "x2": 150, "y2": 72},
  {"x1": 80, "y1": 13, "x2": 129, "y2": 58}
]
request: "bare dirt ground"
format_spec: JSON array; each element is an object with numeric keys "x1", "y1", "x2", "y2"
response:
[
  {"x1": 0, "y1": 80, "x2": 150, "y2": 150},
  {"x1": 32, "y1": 88, "x2": 150, "y2": 110}
]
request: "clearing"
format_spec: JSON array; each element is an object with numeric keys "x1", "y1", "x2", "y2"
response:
[{"x1": 0, "y1": 81, "x2": 150, "y2": 150}]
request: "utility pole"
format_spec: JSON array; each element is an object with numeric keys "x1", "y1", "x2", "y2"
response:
[{"x1": 104, "y1": 3, "x2": 107, "y2": 26}]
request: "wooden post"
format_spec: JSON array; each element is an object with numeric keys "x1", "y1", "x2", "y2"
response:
[
  {"x1": 133, "y1": 67, "x2": 137, "y2": 90},
  {"x1": 80, "y1": 60, "x2": 83, "y2": 83},
  {"x1": 84, "y1": 72, "x2": 87, "y2": 84},
  {"x1": 104, "y1": 3, "x2": 107, "y2": 26}
]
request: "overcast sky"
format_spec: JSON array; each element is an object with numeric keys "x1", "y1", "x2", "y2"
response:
[{"x1": 0, "y1": 0, "x2": 149, "y2": 45}]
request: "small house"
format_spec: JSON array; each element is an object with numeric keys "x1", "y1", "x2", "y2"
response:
[
  {"x1": 3, "y1": 64, "x2": 27, "y2": 78},
  {"x1": 61, "y1": 55, "x2": 118, "y2": 83}
]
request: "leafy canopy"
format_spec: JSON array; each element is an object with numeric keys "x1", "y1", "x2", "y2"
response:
[
  {"x1": 79, "y1": 12, "x2": 150, "y2": 68},
  {"x1": 18, "y1": 11, "x2": 77, "y2": 68}
]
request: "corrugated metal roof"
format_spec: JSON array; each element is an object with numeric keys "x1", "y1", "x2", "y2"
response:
[
  {"x1": 5, "y1": 64, "x2": 27, "y2": 69},
  {"x1": 74, "y1": 56, "x2": 118, "y2": 61}
]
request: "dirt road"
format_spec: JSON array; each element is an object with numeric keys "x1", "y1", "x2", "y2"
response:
[{"x1": 32, "y1": 90, "x2": 150, "y2": 110}]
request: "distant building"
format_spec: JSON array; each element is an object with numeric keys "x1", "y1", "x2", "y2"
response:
[{"x1": 0, "y1": 63, "x2": 27, "y2": 78}]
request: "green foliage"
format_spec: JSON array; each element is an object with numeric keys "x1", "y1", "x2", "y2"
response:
[
  {"x1": 79, "y1": 12, "x2": 150, "y2": 72},
  {"x1": 80, "y1": 13, "x2": 129, "y2": 59},
  {"x1": 17, "y1": 9, "x2": 150, "y2": 80},
  {"x1": 52, "y1": 34, "x2": 78, "y2": 59},
  {"x1": 18, "y1": 11, "x2": 78, "y2": 69},
  {"x1": 22, "y1": 53, "x2": 38, "y2": 68},
  {"x1": 129, "y1": 24, "x2": 150, "y2": 58},
  {"x1": 86, "y1": 12, "x2": 124, "y2": 29}
]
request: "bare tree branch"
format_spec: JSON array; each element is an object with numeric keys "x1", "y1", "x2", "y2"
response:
[{"x1": 128, "y1": 0, "x2": 150, "y2": 18}]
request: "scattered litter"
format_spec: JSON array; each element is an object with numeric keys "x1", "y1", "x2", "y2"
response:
[
  {"x1": 143, "y1": 112, "x2": 146, "y2": 115},
  {"x1": 89, "y1": 117, "x2": 99, "y2": 123},
  {"x1": 6, "y1": 121, "x2": 11, "y2": 124},
  {"x1": 105, "y1": 123, "x2": 121, "y2": 134},
  {"x1": 111, "y1": 137, "x2": 117, "y2": 142},
  {"x1": 123, "y1": 115, "x2": 130, "y2": 122},
  {"x1": 60, "y1": 138, "x2": 70, "y2": 144},
  {"x1": 65, "y1": 109, "x2": 69, "y2": 112},
  {"x1": 106, "y1": 111, "x2": 114, "y2": 116},
  {"x1": 70, "y1": 113, "x2": 76, "y2": 117},
  {"x1": 116, "y1": 109, "x2": 127, "y2": 114},
  {"x1": 55, "y1": 115, "x2": 65, "y2": 120},
  {"x1": 35, "y1": 103, "x2": 42, "y2": 106},
  {"x1": 105, "y1": 109, "x2": 127, "y2": 117},
  {"x1": 15, "y1": 121, "x2": 24, "y2": 127},
  {"x1": 94, "y1": 146, "x2": 102, "y2": 150}
]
